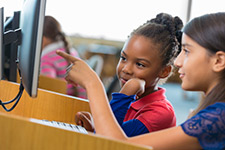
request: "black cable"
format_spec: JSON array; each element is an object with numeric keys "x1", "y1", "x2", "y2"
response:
[
  {"x1": 0, "y1": 82, "x2": 24, "y2": 104},
  {"x1": 0, "y1": 67, "x2": 24, "y2": 112},
  {"x1": 0, "y1": 84, "x2": 24, "y2": 111}
]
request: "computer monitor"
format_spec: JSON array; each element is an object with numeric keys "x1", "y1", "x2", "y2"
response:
[
  {"x1": 0, "y1": 0, "x2": 46, "y2": 111},
  {"x1": 18, "y1": 0, "x2": 46, "y2": 97}
]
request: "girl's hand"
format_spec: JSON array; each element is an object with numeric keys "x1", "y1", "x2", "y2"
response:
[
  {"x1": 56, "y1": 50, "x2": 99, "y2": 89},
  {"x1": 120, "y1": 78, "x2": 145, "y2": 98},
  {"x1": 75, "y1": 111, "x2": 95, "y2": 132}
]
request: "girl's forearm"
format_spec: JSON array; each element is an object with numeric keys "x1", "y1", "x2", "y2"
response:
[{"x1": 86, "y1": 76, "x2": 127, "y2": 139}]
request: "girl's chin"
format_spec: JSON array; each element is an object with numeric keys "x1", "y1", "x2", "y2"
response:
[{"x1": 181, "y1": 83, "x2": 193, "y2": 91}]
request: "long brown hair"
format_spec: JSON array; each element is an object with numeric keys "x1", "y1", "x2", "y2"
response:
[
  {"x1": 183, "y1": 12, "x2": 225, "y2": 117},
  {"x1": 43, "y1": 16, "x2": 70, "y2": 54}
]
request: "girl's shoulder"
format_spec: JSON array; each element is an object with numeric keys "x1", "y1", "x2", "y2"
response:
[
  {"x1": 210, "y1": 102, "x2": 225, "y2": 108},
  {"x1": 201, "y1": 102, "x2": 225, "y2": 114},
  {"x1": 180, "y1": 102, "x2": 225, "y2": 150}
]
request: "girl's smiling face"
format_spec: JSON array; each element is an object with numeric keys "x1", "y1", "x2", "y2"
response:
[
  {"x1": 116, "y1": 35, "x2": 166, "y2": 96},
  {"x1": 174, "y1": 33, "x2": 218, "y2": 94}
]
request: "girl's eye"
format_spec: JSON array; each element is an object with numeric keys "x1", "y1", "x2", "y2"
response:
[
  {"x1": 136, "y1": 62, "x2": 145, "y2": 68},
  {"x1": 183, "y1": 48, "x2": 190, "y2": 55},
  {"x1": 120, "y1": 55, "x2": 126, "y2": 61}
]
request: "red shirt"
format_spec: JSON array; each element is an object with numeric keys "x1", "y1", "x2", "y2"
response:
[{"x1": 124, "y1": 87, "x2": 176, "y2": 132}]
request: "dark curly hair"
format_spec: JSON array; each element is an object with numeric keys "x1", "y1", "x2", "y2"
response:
[{"x1": 130, "y1": 13, "x2": 183, "y2": 67}]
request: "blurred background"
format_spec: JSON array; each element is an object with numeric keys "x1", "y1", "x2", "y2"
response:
[{"x1": 2, "y1": 0, "x2": 224, "y2": 124}]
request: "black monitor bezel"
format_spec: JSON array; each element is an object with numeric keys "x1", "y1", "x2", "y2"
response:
[{"x1": 17, "y1": 0, "x2": 46, "y2": 97}]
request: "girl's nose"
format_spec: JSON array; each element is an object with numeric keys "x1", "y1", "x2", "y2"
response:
[
  {"x1": 174, "y1": 51, "x2": 183, "y2": 68},
  {"x1": 122, "y1": 63, "x2": 133, "y2": 75}
]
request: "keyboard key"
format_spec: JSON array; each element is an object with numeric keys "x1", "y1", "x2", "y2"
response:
[{"x1": 30, "y1": 118, "x2": 88, "y2": 134}]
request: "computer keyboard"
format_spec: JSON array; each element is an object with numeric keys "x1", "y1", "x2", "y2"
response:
[{"x1": 30, "y1": 118, "x2": 88, "y2": 134}]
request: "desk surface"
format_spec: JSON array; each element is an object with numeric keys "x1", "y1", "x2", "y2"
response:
[
  {"x1": 0, "y1": 112, "x2": 151, "y2": 150},
  {"x1": 0, "y1": 80, "x2": 90, "y2": 123},
  {"x1": 0, "y1": 80, "x2": 152, "y2": 150}
]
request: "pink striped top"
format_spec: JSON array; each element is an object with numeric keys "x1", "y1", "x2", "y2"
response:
[{"x1": 40, "y1": 41, "x2": 87, "y2": 98}]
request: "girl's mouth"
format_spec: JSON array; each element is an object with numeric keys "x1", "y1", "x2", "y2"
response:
[
  {"x1": 179, "y1": 73, "x2": 185, "y2": 79},
  {"x1": 120, "y1": 78, "x2": 128, "y2": 84}
]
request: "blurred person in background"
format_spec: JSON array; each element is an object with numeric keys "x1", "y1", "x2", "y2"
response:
[{"x1": 41, "y1": 15, "x2": 86, "y2": 98}]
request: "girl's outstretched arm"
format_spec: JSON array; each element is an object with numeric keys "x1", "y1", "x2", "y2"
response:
[
  {"x1": 56, "y1": 50, "x2": 127, "y2": 138},
  {"x1": 56, "y1": 51, "x2": 201, "y2": 150}
]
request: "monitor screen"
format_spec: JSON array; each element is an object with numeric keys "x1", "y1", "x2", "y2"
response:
[
  {"x1": 17, "y1": 0, "x2": 46, "y2": 97},
  {"x1": 1, "y1": 0, "x2": 46, "y2": 97}
]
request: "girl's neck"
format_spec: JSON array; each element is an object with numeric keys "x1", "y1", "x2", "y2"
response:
[{"x1": 139, "y1": 85, "x2": 158, "y2": 99}]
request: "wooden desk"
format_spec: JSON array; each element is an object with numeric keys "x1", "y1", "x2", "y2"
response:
[
  {"x1": 0, "y1": 112, "x2": 151, "y2": 150},
  {"x1": 17, "y1": 73, "x2": 68, "y2": 95},
  {"x1": 0, "y1": 80, "x2": 89, "y2": 123},
  {"x1": 38, "y1": 75, "x2": 67, "y2": 94},
  {"x1": 0, "y1": 80, "x2": 151, "y2": 150}
]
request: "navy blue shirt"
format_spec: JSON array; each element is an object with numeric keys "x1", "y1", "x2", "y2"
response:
[{"x1": 110, "y1": 93, "x2": 149, "y2": 137}]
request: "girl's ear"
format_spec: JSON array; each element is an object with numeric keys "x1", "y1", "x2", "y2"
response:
[
  {"x1": 212, "y1": 51, "x2": 225, "y2": 72},
  {"x1": 159, "y1": 65, "x2": 172, "y2": 78}
]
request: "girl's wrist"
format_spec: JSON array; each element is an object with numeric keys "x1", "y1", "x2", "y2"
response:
[{"x1": 85, "y1": 75, "x2": 104, "y2": 93}]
